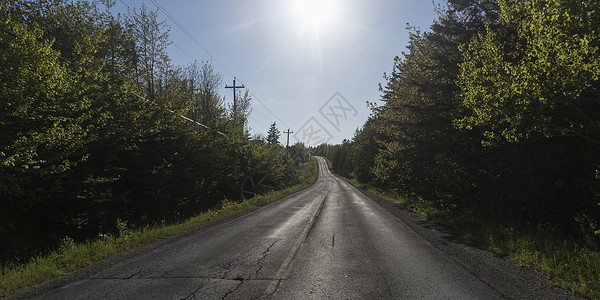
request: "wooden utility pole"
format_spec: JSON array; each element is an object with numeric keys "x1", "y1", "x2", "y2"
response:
[
  {"x1": 225, "y1": 77, "x2": 245, "y2": 113},
  {"x1": 284, "y1": 128, "x2": 293, "y2": 159}
]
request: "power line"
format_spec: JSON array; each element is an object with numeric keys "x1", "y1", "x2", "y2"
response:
[
  {"x1": 240, "y1": 84, "x2": 290, "y2": 130},
  {"x1": 145, "y1": 0, "x2": 292, "y2": 129},
  {"x1": 148, "y1": 0, "x2": 233, "y2": 76},
  {"x1": 172, "y1": 42, "x2": 196, "y2": 61},
  {"x1": 117, "y1": 0, "x2": 132, "y2": 13},
  {"x1": 170, "y1": 35, "x2": 273, "y2": 132},
  {"x1": 225, "y1": 77, "x2": 245, "y2": 113},
  {"x1": 172, "y1": 42, "x2": 267, "y2": 133},
  {"x1": 283, "y1": 128, "x2": 293, "y2": 158},
  {"x1": 120, "y1": 0, "x2": 288, "y2": 131},
  {"x1": 249, "y1": 115, "x2": 268, "y2": 131}
]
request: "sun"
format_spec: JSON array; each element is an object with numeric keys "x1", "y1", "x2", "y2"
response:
[
  {"x1": 289, "y1": 0, "x2": 345, "y2": 72},
  {"x1": 294, "y1": 0, "x2": 337, "y2": 29}
]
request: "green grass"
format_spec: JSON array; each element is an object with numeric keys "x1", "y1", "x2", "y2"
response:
[
  {"x1": 340, "y1": 176, "x2": 600, "y2": 300},
  {"x1": 0, "y1": 159, "x2": 317, "y2": 297}
]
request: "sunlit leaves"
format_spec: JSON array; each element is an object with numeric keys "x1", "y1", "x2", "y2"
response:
[
  {"x1": 457, "y1": 0, "x2": 600, "y2": 144},
  {"x1": 0, "y1": 10, "x2": 78, "y2": 170}
]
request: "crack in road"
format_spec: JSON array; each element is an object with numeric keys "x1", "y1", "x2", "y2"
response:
[
  {"x1": 255, "y1": 241, "x2": 278, "y2": 279},
  {"x1": 260, "y1": 193, "x2": 329, "y2": 299},
  {"x1": 88, "y1": 276, "x2": 273, "y2": 281},
  {"x1": 181, "y1": 278, "x2": 208, "y2": 300},
  {"x1": 332, "y1": 233, "x2": 335, "y2": 249},
  {"x1": 208, "y1": 249, "x2": 255, "y2": 280},
  {"x1": 125, "y1": 269, "x2": 143, "y2": 279},
  {"x1": 221, "y1": 279, "x2": 244, "y2": 300}
]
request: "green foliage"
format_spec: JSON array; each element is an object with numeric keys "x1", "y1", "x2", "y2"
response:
[
  {"x1": 454, "y1": 0, "x2": 600, "y2": 234},
  {"x1": 0, "y1": 5, "x2": 79, "y2": 172},
  {"x1": 326, "y1": 140, "x2": 353, "y2": 178},
  {"x1": 288, "y1": 142, "x2": 310, "y2": 164},
  {"x1": 331, "y1": 0, "x2": 600, "y2": 238},
  {"x1": 266, "y1": 121, "x2": 280, "y2": 145},
  {"x1": 0, "y1": 0, "x2": 308, "y2": 268},
  {"x1": 126, "y1": 3, "x2": 172, "y2": 101},
  {"x1": 355, "y1": 0, "x2": 500, "y2": 209},
  {"x1": 321, "y1": 0, "x2": 600, "y2": 297},
  {"x1": 0, "y1": 158, "x2": 317, "y2": 297},
  {"x1": 457, "y1": 0, "x2": 600, "y2": 144},
  {"x1": 350, "y1": 121, "x2": 378, "y2": 183},
  {"x1": 115, "y1": 218, "x2": 131, "y2": 239}
]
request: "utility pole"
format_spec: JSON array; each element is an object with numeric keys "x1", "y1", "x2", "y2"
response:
[
  {"x1": 284, "y1": 128, "x2": 293, "y2": 159},
  {"x1": 225, "y1": 77, "x2": 245, "y2": 114}
]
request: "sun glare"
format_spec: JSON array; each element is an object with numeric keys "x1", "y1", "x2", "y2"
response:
[
  {"x1": 294, "y1": 0, "x2": 337, "y2": 29},
  {"x1": 290, "y1": 0, "x2": 346, "y2": 72}
]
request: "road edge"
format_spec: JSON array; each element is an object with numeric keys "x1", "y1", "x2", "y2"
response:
[
  {"x1": 338, "y1": 176, "x2": 584, "y2": 300},
  {"x1": 10, "y1": 158, "x2": 321, "y2": 300}
]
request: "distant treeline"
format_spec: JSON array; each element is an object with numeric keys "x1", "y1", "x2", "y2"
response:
[
  {"x1": 0, "y1": 0, "x2": 308, "y2": 265},
  {"x1": 319, "y1": 0, "x2": 600, "y2": 248}
]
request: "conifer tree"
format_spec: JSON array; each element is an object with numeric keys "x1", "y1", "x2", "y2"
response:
[{"x1": 266, "y1": 122, "x2": 280, "y2": 145}]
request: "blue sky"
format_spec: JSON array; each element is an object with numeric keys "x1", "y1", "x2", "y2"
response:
[{"x1": 114, "y1": 0, "x2": 442, "y2": 145}]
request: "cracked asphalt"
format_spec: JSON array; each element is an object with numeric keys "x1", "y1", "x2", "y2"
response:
[{"x1": 20, "y1": 157, "x2": 582, "y2": 299}]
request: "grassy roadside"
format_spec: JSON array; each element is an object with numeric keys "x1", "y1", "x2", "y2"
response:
[
  {"x1": 338, "y1": 175, "x2": 600, "y2": 299},
  {"x1": 0, "y1": 158, "x2": 317, "y2": 297}
]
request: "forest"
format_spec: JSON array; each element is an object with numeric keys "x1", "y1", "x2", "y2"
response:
[
  {"x1": 321, "y1": 0, "x2": 600, "y2": 254},
  {"x1": 0, "y1": 0, "x2": 309, "y2": 265}
]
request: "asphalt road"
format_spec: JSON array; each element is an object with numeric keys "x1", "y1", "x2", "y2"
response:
[{"x1": 21, "y1": 157, "x2": 581, "y2": 299}]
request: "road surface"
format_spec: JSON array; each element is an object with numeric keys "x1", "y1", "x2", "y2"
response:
[{"x1": 20, "y1": 157, "x2": 580, "y2": 299}]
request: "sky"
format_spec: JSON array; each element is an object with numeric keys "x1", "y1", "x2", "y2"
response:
[{"x1": 113, "y1": 0, "x2": 442, "y2": 146}]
